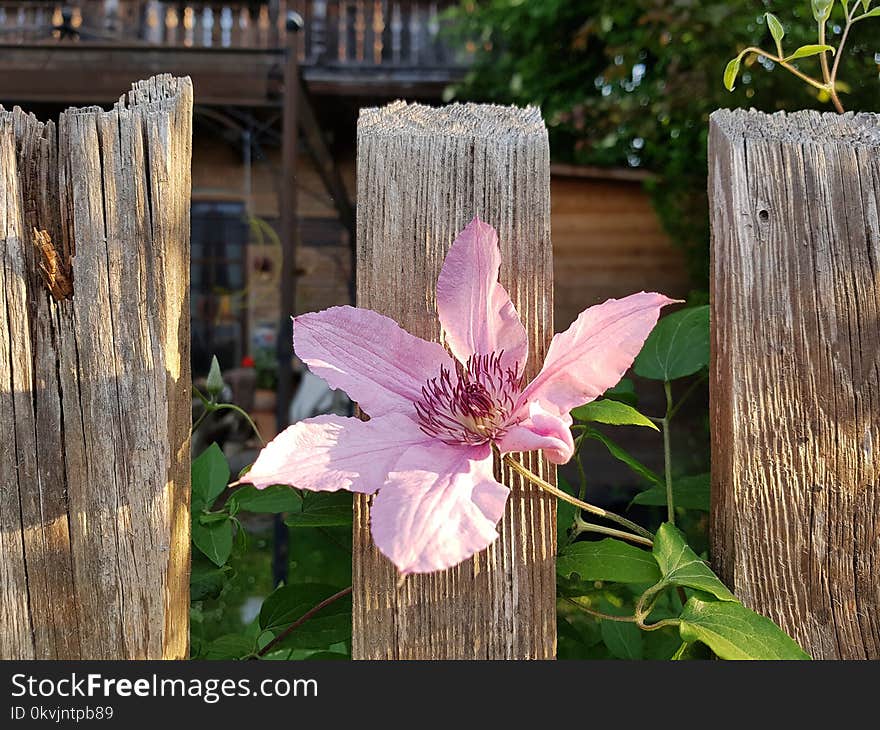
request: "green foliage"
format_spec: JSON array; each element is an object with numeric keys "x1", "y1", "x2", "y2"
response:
[
  {"x1": 557, "y1": 539, "x2": 661, "y2": 583},
  {"x1": 572, "y1": 399, "x2": 658, "y2": 430},
  {"x1": 284, "y1": 491, "x2": 354, "y2": 528},
  {"x1": 633, "y1": 305, "x2": 710, "y2": 381},
  {"x1": 227, "y1": 485, "x2": 302, "y2": 514},
  {"x1": 600, "y1": 618, "x2": 643, "y2": 659},
  {"x1": 679, "y1": 598, "x2": 811, "y2": 659},
  {"x1": 582, "y1": 426, "x2": 664, "y2": 486},
  {"x1": 193, "y1": 518, "x2": 234, "y2": 568},
  {"x1": 556, "y1": 306, "x2": 808, "y2": 659},
  {"x1": 446, "y1": 1, "x2": 880, "y2": 286},
  {"x1": 191, "y1": 442, "x2": 230, "y2": 513},
  {"x1": 189, "y1": 433, "x2": 352, "y2": 660},
  {"x1": 631, "y1": 473, "x2": 710, "y2": 511},
  {"x1": 259, "y1": 584, "x2": 352, "y2": 652},
  {"x1": 652, "y1": 523, "x2": 736, "y2": 601}
]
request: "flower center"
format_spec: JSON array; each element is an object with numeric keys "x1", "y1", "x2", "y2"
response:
[{"x1": 415, "y1": 352, "x2": 521, "y2": 446}]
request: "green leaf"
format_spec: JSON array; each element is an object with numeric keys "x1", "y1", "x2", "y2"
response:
[
  {"x1": 198, "y1": 633, "x2": 254, "y2": 660},
  {"x1": 572, "y1": 399, "x2": 658, "y2": 431},
  {"x1": 603, "y1": 378, "x2": 637, "y2": 407},
  {"x1": 192, "y1": 517, "x2": 234, "y2": 567},
  {"x1": 601, "y1": 619, "x2": 643, "y2": 660},
  {"x1": 765, "y1": 13, "x2": 785, "y2": 56},
  {"x1": 723, "y1": 52, "x2": 746, "y2": 91},
  {"x1": 557, "y1": 539, "x2": 661, "y2": 583},
  {"x1": 259, "y1": 584, "x2": 352, "y2": 651},
  {"x1": 631, "y1": 473, "x2": 711, "y2": 511},
  {"x1": 556, "y1": 476, "x2": 579, "y2": 551},
  {"x1": 584, "y1": 428, "x2": 663, "y2": 487},
  {"x1": 206, "y1": 354, "x2": 225, "y2": 397},
  {"x1": 191, "y1": 442, "x2": 230, "y2": 512},
  {"x1": 190, "y1": 562, "x2": 231, "y2": 601},
  {"x1": 653, "y1": 523, "x2": 735, "y2": 601},
  {"x1": 812, "y1": 0, "x2": 834, "y2": 22},
  {"x1": 784, "y1": 44, "x2": 836, "y2": 62},
  {"x1": 284, "y1": 491, "x2": 353, "y2": 528},
  {"x1": 859, "y1": 6, "x2": 880, "y2": 17},
  {"x1": 633, "y1": 305, "x2": 709, "y2": 381},
  {"x1": 679, "y1": 598, "x2": 810, "y2": 660},
  {"x1": 228, "y1": 485, "x2": 302, "y2": 514}
]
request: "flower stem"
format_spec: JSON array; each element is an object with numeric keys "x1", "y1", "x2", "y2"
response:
[
  {"x1": 573, "y1": 516, "x2": 654, "y2": 548},
  {"x1": 662, "y1": 381, "x2": 675, "y2": 525},
  {"x1": 501, "y1": 454, "x2": 654, "y2": 542}
]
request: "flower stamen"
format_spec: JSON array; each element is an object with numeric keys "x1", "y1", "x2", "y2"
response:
[{"x1": 415, "y1": 352, "x2": 521, "y2": 446}]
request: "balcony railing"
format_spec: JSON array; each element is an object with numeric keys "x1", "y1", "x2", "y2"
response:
[{"x1": 0, "y1": 1, "x2": 465, "y2": 68}]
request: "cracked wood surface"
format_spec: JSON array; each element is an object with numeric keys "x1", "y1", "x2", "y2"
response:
[
  {"x1": 0, "y1": 75, "x2": 192, "y2": 659},
  {"x1": 709, "y1": 109, "x2": 880, "y2": 659}
]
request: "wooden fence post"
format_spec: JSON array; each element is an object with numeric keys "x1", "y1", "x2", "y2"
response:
[
  {"x1": 0, "y1": 75, "x2": 193, "y2": 659},
  {"x1": 354, "y1": 101, "x2": 556, "y2": 659},
  {"x1": 709, "y1": 109, "x2": 880, "y2": 659}
]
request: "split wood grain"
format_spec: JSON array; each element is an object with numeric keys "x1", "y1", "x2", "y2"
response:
[
  {"x1": 0, "y1": 75, "x2": 193, "y2": 659},
  {"x1": 353, "y1": 101, "x2": 556, "y2": 659},
  {"x1": 709, "y1": 108, "x2": 880, "y2": 659}
]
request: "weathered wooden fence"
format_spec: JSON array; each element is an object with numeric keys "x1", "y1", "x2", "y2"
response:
[
  {"x1": 353, "y1": 101, "x2": 556, "y2": 659},
  {"x1": 709, "y1": 109, "x2": 880, "y2": 659},
  {"x1": 0, "y1": 74, "x2": 192, "y2": 659}
]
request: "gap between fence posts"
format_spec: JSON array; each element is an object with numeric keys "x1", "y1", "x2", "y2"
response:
[{"x1": 353, "y1": 101, "x2": 557, "y2": 659}]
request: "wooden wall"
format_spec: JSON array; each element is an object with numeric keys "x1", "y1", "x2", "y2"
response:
[{"x1": 551, "y1": 171, "x2": 690, "y2": 329}]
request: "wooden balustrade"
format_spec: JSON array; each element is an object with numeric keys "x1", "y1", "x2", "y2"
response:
[{"x1": 0, "y1": 1, "x2": 464, "y2": 67}]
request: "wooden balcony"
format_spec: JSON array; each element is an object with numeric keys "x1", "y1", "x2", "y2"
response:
[{"x1": 0, "y1": 1, "x2": 468, "y2": 105}]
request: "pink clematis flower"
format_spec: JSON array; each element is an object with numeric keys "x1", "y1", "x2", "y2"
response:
[{"x1": 243, "y1": 217, "x2": 676, "y2": 574}]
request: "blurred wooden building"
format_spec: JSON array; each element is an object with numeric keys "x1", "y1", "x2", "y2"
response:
[{"x1": 0, "y1": 0, "x2": 689, "y2": 378}]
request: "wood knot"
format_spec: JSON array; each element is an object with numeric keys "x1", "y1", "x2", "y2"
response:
[{"x1": 32, "y1": 228, "x2": 73, "y2": 301}]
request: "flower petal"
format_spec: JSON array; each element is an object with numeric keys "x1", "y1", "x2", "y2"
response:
[
  {"x1": 370, "y1": 441, "x2": 509, "y2": 574},
  {"x1": 436, "y1": 217, "x2": 528, "y2": 372},
  {"x1": 294, "y1": 305, "x2": 454, "y2": 417},
  {"x1": 242, "y1": 413, "x2": 430, "y2": 493},
  {"x1": 497, "y1": 402, "x2": 574, "y2": 464},
  {"x1": 519, "y1": 292, "x2": 678, "y2": 417}
]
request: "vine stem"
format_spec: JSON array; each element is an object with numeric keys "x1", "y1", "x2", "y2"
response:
[
  {"x1": 563, "y1": 596, "x2": 639, "y2": 623},
  {"x1": 662, "y1": 381, "x2": 675, "y2": 526},
  {"x1": 573, "y1": 517, "x2": 653, "y2": 548},
  {"x1": 817, "y1": 16, "x2": 845, "y2": 114},
  {"x1": 741, "y1": 47, "x2": 829, "y2": 94},
  {"x1": 829, "y1": 1, "x2": 862, "y2": 110},
  {"x1": 501, "y1": 454, "x2": 654, "y2": 543},
  {"x1": 255, "y1": 586, "x2": 352, "y2": 658}
]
